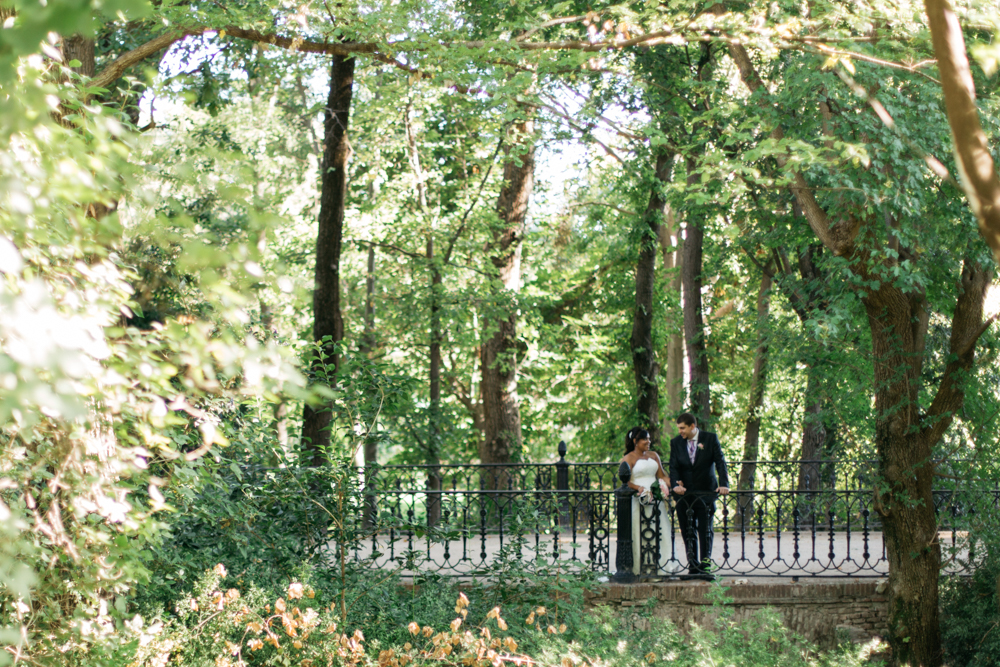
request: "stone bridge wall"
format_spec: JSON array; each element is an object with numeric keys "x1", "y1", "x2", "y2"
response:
[{"x1": 585, "y1": 581, "x2": 887, "y2": 647}]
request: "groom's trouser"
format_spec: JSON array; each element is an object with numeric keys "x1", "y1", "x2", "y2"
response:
[{"x1": 675, "y1": 494, "x2": 714, "y2": 573}]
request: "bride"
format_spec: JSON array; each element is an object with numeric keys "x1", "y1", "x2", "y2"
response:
[{"x1": 621, "y1": 427, "x2": 684, "y2": 577}]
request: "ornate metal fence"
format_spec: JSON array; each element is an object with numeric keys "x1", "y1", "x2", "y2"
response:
[{"x1": 346, "y1": 443, "x2": 997, "y2": 579}]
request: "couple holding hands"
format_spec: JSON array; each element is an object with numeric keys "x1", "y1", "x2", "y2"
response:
[{"x1": 621, "y1": 413, "x2": 730, "y2": 579}]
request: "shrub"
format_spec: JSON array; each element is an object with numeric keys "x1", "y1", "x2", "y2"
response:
[
  {"x1": 940, "y1": 541, "x2": 1000, "y2": 666},
  {"x1": 128, "y1": 566, "x2": 884, "y2": 667}
]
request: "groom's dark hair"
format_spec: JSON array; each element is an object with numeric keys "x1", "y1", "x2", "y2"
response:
[{"x1": 677, "y1": 413, "x2": 697, "y2": 427}]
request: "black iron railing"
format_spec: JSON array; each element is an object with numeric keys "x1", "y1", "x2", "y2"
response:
[{"x1": 342, "y1": 443, "x2": 997, "y2": 579}]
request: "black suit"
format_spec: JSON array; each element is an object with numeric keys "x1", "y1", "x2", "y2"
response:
[{"x1": 668, "y1": 429, "x2": 730, "y2": 574}]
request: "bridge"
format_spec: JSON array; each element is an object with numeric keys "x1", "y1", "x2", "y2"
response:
[{"x1": 338, "y1": 444, "x2": 982, "y2": 580}]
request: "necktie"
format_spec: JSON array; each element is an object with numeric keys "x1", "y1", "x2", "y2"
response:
[{"x1": 688, "y1": 440, "x2": 696, "y2": 463}]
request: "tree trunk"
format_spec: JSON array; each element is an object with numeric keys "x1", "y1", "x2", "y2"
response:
[
  {"x1": 427, "y1": 235, "x2": 443, "y2": 525},
  {"x1": 63, "y1": 35, "x2": 96, "y2": 77},
  {"x1": 301, "y1": 55, "x2": 355, "y2": 464},
  {"x1": 796, "y1": 363, "x2": 826, "y2": 494},
  {"x1": 866, "y1": 259, "x2": 989, "y2": 667},
  {"x1": 404, "y1": 106, "x2": 442, "y2": 524},
  {"x1": 480, "y1": 120, "x2": 534, "y2": 487},
  {"x1": 682, "y1": 158, "x2": 711, "y2": 425},
  {"x1": 631, "y1": 152, "x2": 672, "y2": 446},
  {"x1": 737, "y1": 268, "x2": 772, "y2": 527},
  {"x1": 361, "y1": 245, "x2": 378, "y2": 528},
  {"x1": 659, "y1": 209, "x2": 684, "y2": 418},
  {"x1": 865, "y1": 291, "x2": 939, "y2": 667}
]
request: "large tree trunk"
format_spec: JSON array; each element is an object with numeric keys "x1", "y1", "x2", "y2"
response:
[
  {"x1": 659, "y1": 209, "x2": 684, "y2": 417},
  {"x1": 480, "y1": 120, "x2": 534, "y2": 487},
  {"x1": 865, "y1": 285, "x2": 936, "y2": 666},
  {"x1": 631, "y1": 152, "x2": 672, "y2": 446},
  {"x1": 301, "y1": 55, "x2": 355, "y2": 465},
  {"x1": 681, "y1": 158, "x2": 711, "y2": 425},
  {"x1": 864, "y1": 260, "x2": 988, "y2": 667},
  {"x1": 736, "y1": 268, "x2": 772, "y2": 527}
]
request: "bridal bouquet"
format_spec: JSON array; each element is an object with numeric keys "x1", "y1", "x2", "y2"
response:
[{"x1": 637, "y1": 481, "x2": 669, "y2": 506}]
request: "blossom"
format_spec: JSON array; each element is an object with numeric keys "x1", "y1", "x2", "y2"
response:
[{"x1": 288, "y1": 583, "x2": 304, "y2": 599}]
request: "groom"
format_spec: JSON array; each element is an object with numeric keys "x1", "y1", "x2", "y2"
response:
[{"x1": 668, "y1": 412, "x2": 730, "y2": 579}]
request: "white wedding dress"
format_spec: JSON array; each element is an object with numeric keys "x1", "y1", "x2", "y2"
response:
[{"x1": 630, "y1": 458, "x2": 684, "y2": 576}]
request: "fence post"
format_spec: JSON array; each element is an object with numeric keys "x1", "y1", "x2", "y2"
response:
[
  {"x1": 613, "y1": 461, "x2": 637, "y2": 583},
  {"x1": 556, "y1": 440, "x2": 570, "y2": 526}
]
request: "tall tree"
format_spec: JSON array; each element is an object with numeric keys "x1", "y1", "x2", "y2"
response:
[
  {"x1": 727, "y1": 37, "x2": 995, "y2": 667},
  {"x1": 480, "y1": 119, "x2": 534, "y2": 477},
  {"x1": 631, "y1": 152, "x2": 673, "y2": 445},
  {"x1": 682, "y1": 157, "x2": 711, "y2": 425},
  {"x1": 736, "y1": 262, "x2": 773, "y2": 524},
  {"x1": 778, "y1": 244, "x2": 834, "y2": 493},
  {"x1": 404, "y1": 103, "x2": 443, "y2": 523},
  {"x1": 360, "y1": 244, "x2": 378, "y2": 527},
  {"x1": 301, "y1": 54, "x2": 355, "y2": 464},
  {"x1": 658, "y1": 209, "x2": 685, "y2": 418}
]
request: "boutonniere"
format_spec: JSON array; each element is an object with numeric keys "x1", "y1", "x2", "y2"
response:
[{"x1": 697, "y1": 443, "x2": 704, "y2": 450}]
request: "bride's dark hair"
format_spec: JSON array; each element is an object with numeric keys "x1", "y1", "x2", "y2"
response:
[{"x1": 624, "y1": 427, "x2": 650, "y2": 454}]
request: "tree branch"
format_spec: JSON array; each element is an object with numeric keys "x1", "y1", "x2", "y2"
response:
[
  {"x1": 726, "y1": 37, "x2": 860, "y2": 257},
  {"x1": 923, "y1": 258, "x2": 993, "y2": 444},
  {"x1": 443, "y1": 135, "x2": 506, "y2": 265},
  {"x1": 221, "y1": 25, "x2": 376, "y2": 56},
  {"x1": 566, "y1": 201, "x2": 637, "y2": 217},
  {"x1": 924, "y1": 0, "x2": 1000, "y2": 267},
  {"x1": 833, "y1": 68, "x2": 958, "y2": 188},
  {"x1": 90, "y1": 30, "x2": 206, "y2": 94}
]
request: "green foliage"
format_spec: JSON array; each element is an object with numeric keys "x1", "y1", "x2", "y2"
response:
[
  {"x1": 1, "y1": 4, "x2": 302, "y2": 664},
  {"x1": 941, "y1": 562, "x2": 1000, "y2": 667},
  {"x1": 939, "y1": 463, "x2": 1000, "y2": 667},
  {"x1": 6, "y1": 0, "x2": 1000, "y2": 664},
  {"x1": 128, "y1": 565, "x2": 883, "y2": 667}
]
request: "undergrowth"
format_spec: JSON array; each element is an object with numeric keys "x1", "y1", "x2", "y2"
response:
[{"x1": 126, "y1": 565, "x2": 886, "y2": 667}]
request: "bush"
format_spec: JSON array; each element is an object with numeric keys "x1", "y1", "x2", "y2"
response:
[
  {"x1": 127, "y1": 565, "x2": 883, "y2": 667},
  {"x1": 940, "y1": 542, "x2": 1000, "y2": 666}
]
